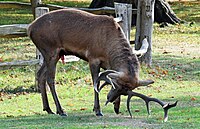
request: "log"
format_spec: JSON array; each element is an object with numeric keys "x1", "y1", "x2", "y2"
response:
[{"x1": 154, "y1": 0, "x2": 181, "y2": 24}]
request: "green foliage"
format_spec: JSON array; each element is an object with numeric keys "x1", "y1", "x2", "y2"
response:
[{"x1": 0, "y1": 1, "x2": 200, "y2": 128}]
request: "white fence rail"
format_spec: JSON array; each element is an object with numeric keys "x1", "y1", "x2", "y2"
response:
[{"x1": 0, "y1": 24, "x2": 28, "y2": 38}]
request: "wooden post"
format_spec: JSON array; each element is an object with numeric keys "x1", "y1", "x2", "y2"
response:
[
  {"x1": 114, "y1": 2, "x2": 132, "y2": 43},
  {"x1": 30, "y1": 0, "x2": 42, "y2": 19},
  {"x1": 35, "y1": 7, "x2": 49, "y2": 92},
  {"x1": 135, "y1": 0, "x2": 155, "y2": 66}
]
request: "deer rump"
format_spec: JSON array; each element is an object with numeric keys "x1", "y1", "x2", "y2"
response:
[{"x1": 28, "y1": 8, "x2": 177, "y2": 121}]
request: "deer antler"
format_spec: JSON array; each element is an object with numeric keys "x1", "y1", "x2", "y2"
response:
[
  {"x1": 94, "y1": 70, "x2": 117, "y2": 92},
  {"x1": 126, "y1": 90, "x2": 178, "y2": 122}
]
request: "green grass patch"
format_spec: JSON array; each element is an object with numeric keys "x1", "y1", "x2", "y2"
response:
[
  {"x1": 170, "y1": 1, "x2": 200, "y2": 23},
  {"x1": 0, "y1": 8, "x2": 33, "y2": 25},
  {"x1": 43, "y1": 0, "x2": 92, "y2": 7}
]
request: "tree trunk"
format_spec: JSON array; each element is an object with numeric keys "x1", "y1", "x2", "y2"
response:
[{"x1": 89, "y1": 0, "x2": 181, "y2": 25}]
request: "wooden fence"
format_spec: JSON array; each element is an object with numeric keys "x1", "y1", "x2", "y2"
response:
[
  {"x1": 0, "y1": 1, "x2": 155, "y2": 84},
  {"x1": 0, "y1": 1, "x2": 138, "y2": 68}
]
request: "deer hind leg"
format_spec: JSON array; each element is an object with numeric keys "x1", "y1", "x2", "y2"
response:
[
  {"x1": 37, "y1": 62, "x2": 54, "y2": 114},
  {"x1": 46, "y1": 50, "x2": 66, "y2": 116}
]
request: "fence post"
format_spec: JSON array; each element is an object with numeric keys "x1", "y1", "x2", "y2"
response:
[
  {"x1": 35, "y1": 7, "x2": 49, "y2": 92},
  {"x1": 31, "y1": 0, "x2": 42, "y2": 19},
  {"x1": 114, "y1": 3, "x2": 132, "y2": 43},
  {"x1": 135, "y1": 0, "x2": 155, "y2": 66}
]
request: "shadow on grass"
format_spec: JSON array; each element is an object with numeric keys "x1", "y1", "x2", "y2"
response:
[
  {"x1": 0, "y1": 113, "x2": 163, "y2": 129},
  {"x1": 170, "y1": 1, "x2": 200, "y2": 23},
  {"x1": 0, "y1": 107, "x2": 199, "y2": 129},
  {"x1": 152, "y1": 54, "x2": 200, "y2": 81},
  {"x1": 0, "y1": 85, "x2": 37, "y2": 94}
]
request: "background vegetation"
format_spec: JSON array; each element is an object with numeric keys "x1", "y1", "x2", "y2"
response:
[{"x1": 0, "y1": 0, "x2": 199, "y2": 128}]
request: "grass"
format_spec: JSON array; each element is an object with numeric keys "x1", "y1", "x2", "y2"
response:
[
  {"x1": 170, "y1": 1, "x2": 200, "y2": 23},
  {"x1": 0, "y1": 0, "x2": 200, "y2": 128}
]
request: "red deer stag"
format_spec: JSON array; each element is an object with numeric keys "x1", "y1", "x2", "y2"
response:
[{"x1": 28, "y1": 9, "x2": 177, "y2": 121}]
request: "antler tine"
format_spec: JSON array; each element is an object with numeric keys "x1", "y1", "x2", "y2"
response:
[
  {"x1": 127, "y1": 91, "x2": 177, "y2": 122},
  {"x1": 99, "y1": 82, "x2": 110, "y2": 91},
  {"x1": 127, "y1": 91, "x2": 151, "y2": 118},
  {"x1": 163, "y1": 101, "x2": 178, "y2": 122},
  {"x1": 94, "y1": 70, "x2": 117, "y2": 92},
  {"x1": 127, "y1": 94, "x2": 133, "y2": 118},
  {"x1": 127, "y1": 91, "x2": 150, "y2": 118}
]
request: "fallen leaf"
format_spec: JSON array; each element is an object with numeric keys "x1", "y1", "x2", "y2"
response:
[
  {"x1": 22, "y1": 92, "x2": 28, "y2": 95},
  {"x1": 7, "y1": 96, "x2": 12, "y2": 99},
  {"x1": 162, "y1": 70, "x2": 168, "y2": 75},
  {"x1": 148, "y1": 94, "x2": 152, "y2": 97},
  {"x1": 172, "y1": 64, "x2": 177, "y2": 67},
  {"x1": 0, "y1": 57, "x2": 3, "y2": 62},
  {"x1": 80, "y1": 108, "x2": 87, "y2": 111},
  {"x1": 157, "y1": 117, "x2": 163, "y2": 120},
  {"x1": 71, "y1": 66, "x2": 79, "y2": 70},
  {"x1": 84, "y1": 77, "x2": 91, "y2": 83},
  {"x1": 191, "y1": 97, "x2": 196, "y2": 101},
  {"x1": 72, "y1": 109, "x2": 78, "y2": 111},
  {"x1": 148, "y1": 71, "x2": 156, "y2": 75},
  {"x1": 177, "y1": 75, "x2": 183, "y2": 79},
  {"x1": 181, "y1": 70, "x2": 186, "y2": 73},
  {"x1": 18, "y1": 109, "x2": 23, "y2": 112},
  {"x1": 163, "y1": 50, "x2": 171, "y2": 54},
  {"x1": 67, "y1": 103, "x2": 74, "y2": 106},
  {"x1": 6, "y1": 115, "x2": 14, "y2": 118},
  {"x1": 134, "y1": 109, "x2": 140, "y2": 112}
]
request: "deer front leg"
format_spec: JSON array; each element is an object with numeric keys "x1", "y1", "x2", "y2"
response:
[
  {"x1": 113, "y1": 96, "x2": 121, "y2": 114},
  {"x1": 89, "y1": 59, "x2": 103, "y2": 116}
]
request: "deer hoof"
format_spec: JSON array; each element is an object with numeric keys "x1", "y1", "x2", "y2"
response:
[
  {"x1": 44, "y1": 108, "x2": 55, "y2": 114},
  {"x1": 114, "y1": 107, "x2": 120, "y2": 114},
  {"x1": 96, "y1": 112, "x2": 103, "y2": 116},
  {"x1": 59, "y1": 113, "x2": 67, "y2": 117},
  {"x1": 57, "y1": 110, "x2": 67, "y2": 116}
]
